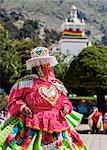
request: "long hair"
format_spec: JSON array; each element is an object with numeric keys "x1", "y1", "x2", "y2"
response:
[{"x1": 32, "y1": 67, "x2": 39, "y2": 75}]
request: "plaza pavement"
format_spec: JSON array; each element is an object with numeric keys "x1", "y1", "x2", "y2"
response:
[{"x1": 77, "y1": 124, "x2": 107, "y2": 150}]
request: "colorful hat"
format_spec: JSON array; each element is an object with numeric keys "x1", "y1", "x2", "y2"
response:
[{"x1": 26, "y1": 47, "x2": 58, "y2": 70}]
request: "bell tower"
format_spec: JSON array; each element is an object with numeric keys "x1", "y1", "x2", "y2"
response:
[{"x1": 57, "y1": 5, "x2": 90, "y2": 60}]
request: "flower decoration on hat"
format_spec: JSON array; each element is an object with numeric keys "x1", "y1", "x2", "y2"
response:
[
  {"x1": 31, "y1": 47, "x2": 49, "y2": 58},
  {"x1": 26, "y1": 47, "x2": 58, "y2": 70}
]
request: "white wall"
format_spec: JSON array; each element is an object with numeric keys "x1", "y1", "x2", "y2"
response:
[{"x1": 59, "y1": 39, "x2": 88, "y2": 60}]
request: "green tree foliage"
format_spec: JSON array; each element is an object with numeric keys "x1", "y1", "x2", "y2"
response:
[
  {"x1": 65, "y1": 46, "x2": 107, "y2": 113},
  {"x1": 11, "y1": 38, "x2": 42, "y2": 75},
  {"x1": 0, "y1": 23, "x2": 21, "y2": 91},
  {"x1": 0, "y1": 20, "x2": 69, "y2": 93},
  {"x1": 0, "y1": 21, "x2": 43, "y2": 92},
  {"x1": 53, "y1": 51, "x2": 70, "y2": 82},
  {"x1": 44, "y1": 28, "x2": 60, "y2": 47}
]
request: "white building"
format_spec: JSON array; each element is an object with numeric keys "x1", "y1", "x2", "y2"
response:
[{"x1": 57, "y1": 5, "x2": 90, "y2": 59}]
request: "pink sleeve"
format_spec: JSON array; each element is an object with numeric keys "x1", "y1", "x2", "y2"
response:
[
  {"x1": 8, "y1": 88, "x2": 26, "y2": 116},
  {"x1": 62, "y1": 94, "x2": 73, "y2": 115}
]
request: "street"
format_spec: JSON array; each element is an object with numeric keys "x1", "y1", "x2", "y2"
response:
[
  {"x1": 78, "y1": 124, "x2": 107, "y2": 150},
  {"x1": 80, "y1": 134, "x2": 107, "y2": 150}
]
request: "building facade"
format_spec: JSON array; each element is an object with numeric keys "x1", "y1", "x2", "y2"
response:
[{"x1": 57, "y1": 5, "x2": 90, "y2": 60}]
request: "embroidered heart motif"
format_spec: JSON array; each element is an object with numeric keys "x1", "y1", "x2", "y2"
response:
[
  {"x1": 36, "y1": 49, "x2": 42, "y2": 56},
  {"x1": 38, "y1": 85, "x2": 60, "y2": 106}
]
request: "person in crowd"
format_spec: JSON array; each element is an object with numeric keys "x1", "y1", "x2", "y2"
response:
[
  {"x1": 0, "y1": 47, "x2": 87, "y2": 149},
  {"x1": 72, "y1": 100, "x2": 78, "y2": 112},
  {"x1": 103, "y1": 112, "x2": 107, "y2": 133},
  {"x1": 88, "y1": 100, "x2": 97, "y2": 115},
  {"x1": 77, "y1": 99, "x2": 89, "y2": 117},
  {"x1": 91, "y1": 100, "x2": 97, "y2": 108},
  {"x1": 88, "y1": 107, "x2": 102, "y2": 133}
]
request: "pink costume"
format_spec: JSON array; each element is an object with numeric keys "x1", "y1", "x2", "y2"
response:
[
  {"x1": 0, "y1": 47, "x2": 87, "y2": 150},
  {"x1": 8, "y1": 75, "x2": 72, "y2": 133}
]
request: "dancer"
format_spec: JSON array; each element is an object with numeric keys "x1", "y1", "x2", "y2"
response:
[{"x1": 0, "y1": 47, "x2": 87, "y2": 150}]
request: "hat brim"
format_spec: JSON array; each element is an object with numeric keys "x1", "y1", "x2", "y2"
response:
[{"x1": 26, "y1": 56, "x2": 58, "y2": 70}]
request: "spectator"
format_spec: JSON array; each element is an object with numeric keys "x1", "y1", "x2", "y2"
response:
[
  {"x1": 77, "y1": 99, "x2": 89, "y2": 116},
  {"x1": 88, "y1": 107, "x2": 102, "y2": 133},
  {"x1": 103, "y1": 112, "x2": 107, "y2": 133},
  {"x1": 88, "y1": 100, "x2": 97, "y2": 114},
  {"x1": 72, "y1": 100, "x2": 78, "y2": 111},
  {"x1": 91, "y1": 100, "x2": 97, "y2": 108}
]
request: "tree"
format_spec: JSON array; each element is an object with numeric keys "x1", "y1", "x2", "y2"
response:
[
  {"x1": 53, "y1": 50, "x2": 70, "y2": 82},
  {"x1": 0, "y1": 22, "x2": 21, "y2": 92},
  {"x1": 12, "y1": 38, "x2": 43, "y2": 76},
  {"x1": 0, "y1": 21, "x2": 43, "y2": 92},
  {"x1": 65, "y1": 46, "x2": 107, "y2": 114}
]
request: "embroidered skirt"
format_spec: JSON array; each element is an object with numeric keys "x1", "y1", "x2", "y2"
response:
[{"x1": 0, "y1": 111, "x2": 88, "y2": 150}]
